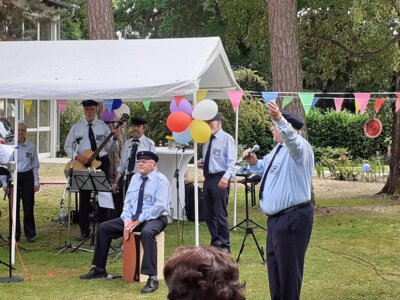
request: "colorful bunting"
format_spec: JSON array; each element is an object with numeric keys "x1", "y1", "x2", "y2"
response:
[
  {"x1": 196, "y1": 89, "x2": 208, "y2": 102},
  {"x1": 261, "y1": 92, "x2": 278, "y2": 104},
  {"x1": 143, "y1": 98, "x2": 151, "y2": 111},
  {"x1": 227, "y1": 90, "x2": 244, "y2": 113},
  {"x1": 334, "y1": 98, "x2": 344, "y2": 112},
  {"x1": 298, "y1": 92, "x2": 315, "y2": 114},
  {"x1": 104, "y1": 99, "x2": 113, "y2": 112},
  {"x1": 354, "y1": 93, "x2": 371, "y2": 115},
  {"x1": 282, "y1": 96, "x2": 293, "y2": 108},
  {"x1": 174, "y1": 95, "x2": 184, "y2": 105},
  {"x1": 24, "y1": 100, "x2": 32, "y2": 114},
  {"x1": 57, "y1": 100, "x2": 68, "y2": 115},
  {"x1": 355, "y1": 100, "x2": 360, "y2": 113},
  {"x1": 311, "y1": 97, "x2": 319, "y2": 109},
  {"x1": 374, "y1": 98, "x2": 385, "y2": 113},
  {"x1": 396, "y1": 93, "x2": 400, "y2": 112}
]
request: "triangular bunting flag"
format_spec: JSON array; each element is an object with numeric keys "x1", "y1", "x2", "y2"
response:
[
  {"x1": 174, "y1": 95, "x2": 184, "y2": 105},
  {"x1": 298, "y1": 92, "x2": 315, "y2": 114},
  {"x1": 396, "y1": 93, "x2": 400, "y2": 112},
  {"x1": 261, "y1": 92, "x2": 278, "y2": 104},
  {"x1": 282, "y1": 96, "x2": 293, "y2": 108},
  {"x1": 374, "y1": 98, "x2": 385, "y2": 113},
  {"x1": 334, "y1": 98, "x2": 344, "y2": 112},
  {"x1": 104, "y1": 99, "x2": 113, "y2": 112},
  {"x1": 143, "y1": 98, "x2": 151, "y2": 111},
  {"x1": 311, "y1": 97, "x2": 319, "y2": 109},
  {"x1": 24, "y1": 100, "x2": 33, "y2": 114},
  {"x1": 57, "y1": 100, "x2": 68, "y2": 115},
  {"x1": 354, "y1": 92, "x2": 371, "y2": 115},
  {"x1": 227, "y1": 90, "x2": 244, "y2": 112},
  {"x1": 197, "y1": 89, "x2": 208, "y2": 102},
  {"x1": 355, "y1": 100, "x2": 360, "y2": 113}
]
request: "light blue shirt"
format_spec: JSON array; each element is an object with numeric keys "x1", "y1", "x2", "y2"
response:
[
  {"x1": 201, "y1": 129, "x2": 237, "y2": 179},
  {"x1": 1, "y1": 139, "x2": 40, "y2": 187},
  {"x1": 121, "y1": 169, "x2": 171, "y2": 223},
  {"x1": 251, "y1": 116, "x2": 314, "y2": 215},
  {"x1": 64, "y1": 118, "x2": 116, "y2": 159},
  {"x1": 116, "y1": 135, "x2": 156, "y2": 174}
]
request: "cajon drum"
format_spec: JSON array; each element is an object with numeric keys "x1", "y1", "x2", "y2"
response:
[{"x1": 122, "y1": 231, "x2": 165, "y2": 283}]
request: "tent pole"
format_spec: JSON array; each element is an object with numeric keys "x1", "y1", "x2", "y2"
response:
[
  {"x1": 11, "y1": 99, "x2": 19, "y2": 265},
  {"x1": 232, "y1": 107, "x2": 239, "y2": 228},
  {"x1": 193, "y1": 92, "x2": 199, "y2": 246}
]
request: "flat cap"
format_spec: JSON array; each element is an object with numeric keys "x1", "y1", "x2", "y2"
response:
[
  {"x1": 282, "y1": 112, "x2": 304, "y2": 130},
  {"x1": 136, "y1": 151, "x2": 159, "y2": 162},
  {"x1": 131, "y1": 117, "x2": 147, "y2": 125},
  {"x1": 81, "y1": 100, "x2": 99, "y2": 107},
  {"x1": 208, "y1": 114, "x2": 221, "y2": 122}
]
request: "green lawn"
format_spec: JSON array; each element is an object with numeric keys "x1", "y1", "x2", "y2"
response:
[{"x1": 0, "y1": 163, "x2": 399, "y2": 299}]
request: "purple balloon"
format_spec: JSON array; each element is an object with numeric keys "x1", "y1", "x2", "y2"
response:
[
  {"x1": 112, "y1": 99, "x2": 122, "y2": 110},
  {"x1": 177, "y1": 99, "x2": 193, "y2": 116},
  {"x1": 170, "y1": 100, "x2": 179, "y2": 113},
  {"x1": 101, "y1": 109, "x2": 115, "y2": 122}
]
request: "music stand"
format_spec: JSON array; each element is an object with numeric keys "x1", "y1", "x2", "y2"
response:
[
  {"x1": 230, "y1": 173, "x2": 266, "y2": 263},
  {"x1": 71, "y1": 170, "x2": 111, "y2": 253}
]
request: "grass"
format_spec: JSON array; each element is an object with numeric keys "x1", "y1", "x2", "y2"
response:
[{"x1": 0, "y1": 163, "x2": 400, "y2": 299}]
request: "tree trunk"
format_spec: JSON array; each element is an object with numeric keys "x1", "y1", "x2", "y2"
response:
[{"x1": 87, "y1": 0, "x2": 116, "y2": 40}]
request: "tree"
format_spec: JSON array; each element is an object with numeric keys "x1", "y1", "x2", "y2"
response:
[
  {"x1": 268, "y1": 0, "x2": 306, "y2": 128},
  {"x1": 87, "y1": 0, "x2": 116, "y2": 39}
]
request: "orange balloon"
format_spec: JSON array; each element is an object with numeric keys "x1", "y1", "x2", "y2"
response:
[{"x1": 167, "y1": 112, "x2": 192, "y2": 133}]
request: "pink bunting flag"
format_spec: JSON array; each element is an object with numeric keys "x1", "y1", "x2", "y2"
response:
[
  {"x1": 354, "y1": 93, "x2": 371, "y2": 115},
  {"x1": 334, "y1": 98, "x2": 344, "y2": 112},
  {"x1": 174, "y1": 95, "x2": 184, "y2": 105},
  {"x1": 397, "y1": 93, "x2": 400, "y2": 112},
  {"x1": 374, "y1": 98, "x2": 385, "y2": 113},
  {"x1": 57, "y1": 100, "x2": 68, "y2": 115},
  {"x1": 227, "y1": 90, "x2": 244, "y2": 112}
]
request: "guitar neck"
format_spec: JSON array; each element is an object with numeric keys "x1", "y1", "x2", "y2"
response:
[{"x1": 86, "y1": 132, "x2": 114, "y2": 166}]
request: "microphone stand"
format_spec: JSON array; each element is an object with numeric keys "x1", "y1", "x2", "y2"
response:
[
  {"x1": 57, "y1": 139, "x2": 80, "y2": 254},
  {"x1": 173, "y1": 146, "x2": 187, "y2": 245}
]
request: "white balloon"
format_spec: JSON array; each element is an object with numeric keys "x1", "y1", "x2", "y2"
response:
[
  {"x1": 192, "y1": 99, "x2": 218, "y2": 120},
  {"x1": 114, "y1": 103, "x2": 130, "y2": 119}
]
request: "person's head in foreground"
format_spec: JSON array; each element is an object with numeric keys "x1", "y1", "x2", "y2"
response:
[{"x1": 164, "y1": 246, "x2": 246, "y2": 300}]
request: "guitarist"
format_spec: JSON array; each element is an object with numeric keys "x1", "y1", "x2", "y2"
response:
[
  {"x1": 111, "y1": 117, "x2": 156, "y2": 215},
  {"x1": 64, "y1": 100, "x2": 120, "y2": 241}
]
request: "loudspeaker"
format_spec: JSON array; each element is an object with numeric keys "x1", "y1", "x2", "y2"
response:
[{"x1": 184, "y1": 183, "x2": 205, "y2": 221}]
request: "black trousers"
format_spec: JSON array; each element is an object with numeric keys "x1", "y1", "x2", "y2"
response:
[
  {"x1": 92, "y1": 216, "x2": 167, "y2": 276},
  {"x1": 266, "y1": 204, "x2": 313, "y2": 300},
  {"x1": 203, "y1": 175, "x2": 230, "y2": 249},
  {"x1": 79, "y1": 156, "x2": 111, "y2": 235},
  {"x1": 16, "y1": 170, "x2": 36, "y2": 239},
  {"x1": 112, "y1": 173, "x2": 134, "y2": 218}
]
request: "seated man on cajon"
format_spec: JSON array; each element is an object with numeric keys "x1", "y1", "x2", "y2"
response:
[{"x1": 80, "y1": 151, "x2": 170, "y2": 294}]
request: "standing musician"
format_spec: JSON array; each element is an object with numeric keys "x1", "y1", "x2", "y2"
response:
[
  {"x1": 111, "y1": 117, "x2": 155, "y2": 215},
  {"x1": 64, "y1": 100, "x2": 119, "y2": 241}
]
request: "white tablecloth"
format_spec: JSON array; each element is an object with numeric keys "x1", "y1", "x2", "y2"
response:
[{"x1": 156, "y1": 147, "x2": 194, "y2": 220}]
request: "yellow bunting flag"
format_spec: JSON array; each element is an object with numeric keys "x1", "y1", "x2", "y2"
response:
[
  {"x1": 24, "y1": 100, "x2": 33, "y2": 114},
  {"x1": 196, "y1": 89, "x2": 208, "y2": 102}
]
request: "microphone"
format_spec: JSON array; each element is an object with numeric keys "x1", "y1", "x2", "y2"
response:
[
  {"x1": 237, "y1": 144, "x2": 260, "y2": 164},
  {"x1": 74, "y1": 136, "x2": 83, "y2": 143}
]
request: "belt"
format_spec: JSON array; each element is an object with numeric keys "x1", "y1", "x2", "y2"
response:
[
  {"x1": 205, "y1": 172, "x2": 225, "y2": 178},
  {"x1": 268, "y1": 201, "x2": 311, "y2": 218}
]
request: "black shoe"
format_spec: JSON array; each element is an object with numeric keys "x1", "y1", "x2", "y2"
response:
[
  {"x1": 140, "y1": 278, "x2": 159, "y2": 293},
  {"x1": 80, "y1": 267, "x2": 108, "y2": 279},
  {"x1": 76, "y1": 232, "x2": 90, "y2": 241},
  {"x1": 27, "y1": 236, "x2": 36, "y2": 243}
]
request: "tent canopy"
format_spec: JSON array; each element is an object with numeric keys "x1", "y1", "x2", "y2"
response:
[{"x1": 0, "y1": 37, "x2": 240, "y2": 100}]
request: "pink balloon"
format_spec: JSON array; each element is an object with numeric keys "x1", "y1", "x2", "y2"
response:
[{"x1": 101, "y1": 109, "x2": 115, "y2": 122}]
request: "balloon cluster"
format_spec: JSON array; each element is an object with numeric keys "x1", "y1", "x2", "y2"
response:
[
  {"x1": 167, "y1": 98, "x2": 218, "y2": 144},
  {"x1": 101, "y1": 99, "x2": 130, "y2": 121}
]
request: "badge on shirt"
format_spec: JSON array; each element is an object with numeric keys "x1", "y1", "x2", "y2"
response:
[
  {"x1": 144, "y1": 194, "x2": 151, "y2": 202},
  {"x1": 212, "y1": 148, "x2": 221, "y2": 156},
  {"x1": 96, "y1": 134, "x2": 104, "y2": 141},
  {"x1": 26, "y1": 152, "x2": 33, "y2": 158}
]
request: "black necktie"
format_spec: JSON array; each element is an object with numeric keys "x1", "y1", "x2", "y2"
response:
[
  {"x1": 88, "y1": 123, "x2": 97, "y2": 151},
  {"x1": 133, "y1": 176, "x2": 148, "y2": 220},
  {"x1": 259, "y1": 145, "x2": 283, "y2": 201},
  {"x1": 203, "y1": 135, "x2": 215, "y2": 178},
  {"x1": 127, "y1": 139, "x2": 140, "y2": 173}
]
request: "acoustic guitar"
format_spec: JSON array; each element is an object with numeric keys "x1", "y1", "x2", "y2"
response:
[{"x1": 65, "y1": 113, "x2": 129, "y2": 171}]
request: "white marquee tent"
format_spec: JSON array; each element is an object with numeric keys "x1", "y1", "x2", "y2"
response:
[{"x1": 0, "y1": 37, "x2": 241, "y2": 264}]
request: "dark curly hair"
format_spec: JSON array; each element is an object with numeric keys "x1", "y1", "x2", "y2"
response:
[{"x1": 163, "y1": 246, "x2": 246, "y2": 300}]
